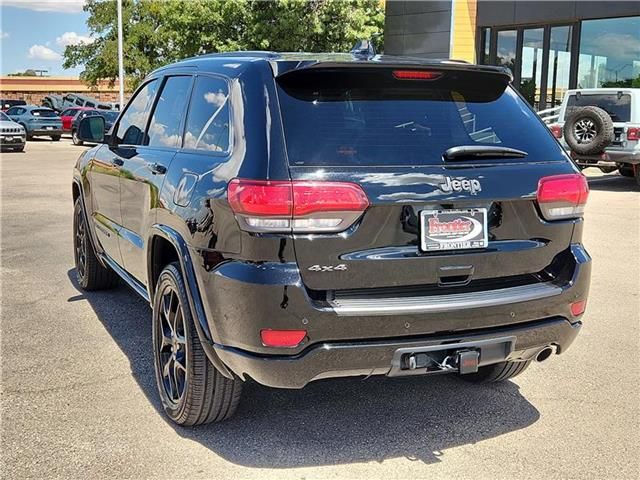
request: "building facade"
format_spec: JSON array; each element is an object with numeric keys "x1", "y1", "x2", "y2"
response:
[
  {"x1": 0, "y1": 76, "x2": 122, "y2": 105},
  {"x1": 384, "y1": 1, "x2": 640, "y2": 110}
]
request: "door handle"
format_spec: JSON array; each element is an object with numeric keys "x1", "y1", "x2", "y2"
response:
[
  {"x1": 148, "y1": 162, "x2": 167, "y2": 175},
  {"x1": 112, "y1": 157, "x2": 124, "y2": 166}
]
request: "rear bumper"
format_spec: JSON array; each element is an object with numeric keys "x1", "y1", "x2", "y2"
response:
[
  {"x1": 571, "y1": 149, "x2": 640, "y2": 166},
  {"x1": 29, "y1": 128, "x2": 62, "y2": 136},
  {"x1": 194, "y1": 244, "x2": 591, "y2": 387},
  {"x1": 214, "y1": 317, "x2": 581, "y2": 388}
]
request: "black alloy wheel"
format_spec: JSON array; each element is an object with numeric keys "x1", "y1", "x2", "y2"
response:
[{"x1": 155, "y1": 284, "x2": 188, "y2": 407}]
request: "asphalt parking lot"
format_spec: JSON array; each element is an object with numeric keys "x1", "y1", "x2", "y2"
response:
[{"x1": 1, "y1": 139, "x2": 639, "y2": 479}]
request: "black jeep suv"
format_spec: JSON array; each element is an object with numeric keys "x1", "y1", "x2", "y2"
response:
[{"x1": 72, "y1": 51, "x2": 591, "y2": 426}]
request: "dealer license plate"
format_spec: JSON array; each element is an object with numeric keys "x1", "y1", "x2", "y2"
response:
[{"x1": 420, "y1": 208, "x2": 488, "y2": 251}]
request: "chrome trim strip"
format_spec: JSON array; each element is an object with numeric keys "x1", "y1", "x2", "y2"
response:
[{"x1": 329, "y1": 282, "x2": 563, "y2": 316}]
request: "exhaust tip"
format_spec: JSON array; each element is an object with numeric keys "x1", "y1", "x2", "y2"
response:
[{"x1": 535, "y1": 346, "x2": 554, "y2": 363}]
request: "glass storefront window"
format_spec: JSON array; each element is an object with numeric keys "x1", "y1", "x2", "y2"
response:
[
  {"x1": 480, "y1": 28, "x2": 490, "y2": 64},
  {"x1": 578, "y1": 16, "x2": 640, "y2": 89},
  {"x1": 496, "y1": 30, "x2": 517, "y2": 74},
  {"x1": 520, "y1": 28, "x2": 544, "y2": 108},
  {"x1": 547, "y1": 25, "x2": 572, "y2": 107}
]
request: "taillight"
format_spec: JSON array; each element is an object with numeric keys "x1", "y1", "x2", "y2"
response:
[
  {"x1": 549, "y1": 124, "x2": 563, "y2": 139},
  {"x1": 227, "y1": 179, "x2": 369, "y2": 233},
  {"x1": 392, "y1": 70, "x2": 442, "y2": 80},
  {"x1": 570, "y1": 300, "x2": 587, "y2": 317},
  {"x1": 627, "y1": 127, "x2": 639, "y2": 141},
  {"x1": 260, "y1": 329, "x2": 306, "y2": 348},
  {"x1": 537, "y1": 174, "x2": 589, "y2": 220}
]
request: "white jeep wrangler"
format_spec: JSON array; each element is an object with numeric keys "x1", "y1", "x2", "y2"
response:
[{"x1": 549, "y1": 88, "x2": 640, "y2": 184}]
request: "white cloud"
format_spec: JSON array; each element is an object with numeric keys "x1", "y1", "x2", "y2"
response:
[
  {"x1": 28, "y1": 44, "x2": 62, "y2": 61},
  {"x1": 56, "y1": 31, "x2": 94, "y2": 47},
  {"x1": 0, "y1": 31, "x2": 9, "y2": 40},
  {"x1": 3, "y1": 0, "x2": 85, "y2": 13}
]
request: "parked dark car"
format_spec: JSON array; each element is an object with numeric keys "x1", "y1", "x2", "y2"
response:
[
  {"x1": 73, "y1": 50, "x2": 591, "y2": 426},
  {"x1": 71, "y1": 109, "x2": 118, "y2": 145},
  {"x1": 0, "y1": 111, "x2": 26, "y2": 151},
  {"x1": 1, "y1": 99, "x2": 26, "y2": 111},
  {"x1": 6, "y1": 105, "x2": 62, "y2": 140}
]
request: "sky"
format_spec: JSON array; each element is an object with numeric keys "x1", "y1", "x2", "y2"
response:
[{"x1": 0, "y1": 0, "x2": 91, "y2": 76}]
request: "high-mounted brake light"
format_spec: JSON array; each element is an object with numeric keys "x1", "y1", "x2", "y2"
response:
[
  {"x1": 549, "y1": 124, "x2": 563, "y2": 139},
  {"x1": 537, "y1": 174, "x2": 589, "y2": 221},
  {"x1": 260, "y1": 329, "x2": 307, "y2": 348},
  {"x1": 392, "y1": 70, "x2": 442, "y2": 80},
  {"x1": 227, "y1": 179, "x2": 369, "y2": 233},
  {"x1": 627, "y1": 127, "x2": 639, "y2": 141}
]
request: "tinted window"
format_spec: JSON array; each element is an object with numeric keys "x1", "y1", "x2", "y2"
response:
[
  {"x1": 6, "y1": 107, "x2": 20, "y2": 115},
  {"x1": 86, "y1": 101, "x2": 95, "y2": 108},
  {"x1": 115, "y1": 80, "x2": 159, "y2": 145},
  {"x1": 277, "y1": 69, "x2": 564, "y2": 166},
  {"x1": 31, "y1": 109, "x2": 58, "y2": 117},
  {"x1": 147, "y1": 76, "x2": 192, "y2": 148},
  {"x1": 183, "y1": 76, "x2": 230, "y2": 152},
  {"x1": 0, "y1": 112, "x2": 10, "y2": 121},
  {"x1": 565, "y1": 94, "x2": 631, "y2": 122},
  {"x1": 75, "y1": 98, "x2": 84, "y2": 106},
  {"x1": 496, "y1": 30, "x2": 516, "y2": 73}
]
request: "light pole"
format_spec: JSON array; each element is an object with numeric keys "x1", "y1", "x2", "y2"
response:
[{"x1": 117, "y1": 0, "x2": 124, "y2": 109}]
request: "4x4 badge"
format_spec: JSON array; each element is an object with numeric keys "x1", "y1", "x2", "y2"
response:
[{"x1": 440, "y1": 177, "x2": 482, "y2": 195}]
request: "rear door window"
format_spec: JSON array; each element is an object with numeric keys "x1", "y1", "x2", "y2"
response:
[
  {"x1": 277, "y1": 68, "x2": 564, "y2": 166},
  {"x1": 565, "y1": 93, "x2": 631, "y2": 122},
  {"x1": 183, "y1": 76, "x2": 230, "y2": 153},
  {"x1": 146, "y1": 75, "x2": 192, "y2": 148}
]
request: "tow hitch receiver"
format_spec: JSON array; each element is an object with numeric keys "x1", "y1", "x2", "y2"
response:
[{"x1": 388, "y1": 336, "x2": 515, "y2": 377}]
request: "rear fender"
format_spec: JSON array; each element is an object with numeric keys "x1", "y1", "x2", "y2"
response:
[{"x1": 146, "y1": 225, "x2": 234, "y2": 379}]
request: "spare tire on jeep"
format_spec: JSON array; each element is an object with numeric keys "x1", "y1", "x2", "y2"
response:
[{"x1": 563, "y1": 106, "x2": 614, "y2": 155}]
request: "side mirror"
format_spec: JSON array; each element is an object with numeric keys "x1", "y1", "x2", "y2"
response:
[{"x1": 78, "y1": 116, "x2": 106, "y2": 144}]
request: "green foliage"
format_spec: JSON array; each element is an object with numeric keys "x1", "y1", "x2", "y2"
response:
[
  {"x1": 63, "y1": 0, "x2": 385, "y2": 89},
  {"x1": 8, "y1": 69, "x2": 38, "y2": 76}
]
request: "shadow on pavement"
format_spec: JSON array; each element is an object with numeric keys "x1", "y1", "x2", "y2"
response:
[
  {"x1": 68, "y1": 269, "x2": 540, "y2": 468},
  {"x1": 587, "y1": 174, "x2": 638, "y2": 192}
]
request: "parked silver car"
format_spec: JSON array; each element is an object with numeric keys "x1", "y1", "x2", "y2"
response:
[{"x1": 0, "y1": 111, "x2": 26, "y2": 152}]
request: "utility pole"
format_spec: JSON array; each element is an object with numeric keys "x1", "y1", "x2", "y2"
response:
[{"x1": 117, "y1": 0, "x2": 124, "y2": 109}]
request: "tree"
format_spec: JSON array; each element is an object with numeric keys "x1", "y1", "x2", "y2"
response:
[
  {"x1": 8, "y1": 69, "x2": 39, "y2": 76},
  {"x1": 63, "y1": 0, "x2": 385, "y2": 89}
]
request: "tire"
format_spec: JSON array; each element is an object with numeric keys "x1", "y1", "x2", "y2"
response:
[
  {"x1": 461, "y1": 360, "x2": 531, "y2": 384},
  {"x1": 51, "y1": 135, "x2": 61, "y2": 141},
  {"x1": 73, "y1": 198, "x2": 119, "y2": 290},
  {"x1": 563, "y1": 106, "x2": 613, "y2": 155},
  {"x1": 72, "y1": 129, "x2": 83, "y2": 146},
  {"x1": 619, "y1": 165, "x2": 634, "y2": 178},
  {"x1": 152, "y1": 262, "x2": 242, "y2": 426}
]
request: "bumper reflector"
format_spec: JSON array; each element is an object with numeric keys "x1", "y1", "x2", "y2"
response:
[
  {"x1": 260, "y1": 329, "x2": 307, "y2": 348},
  {"x1": 570, "y1": 300, "x2": 587, "y2": 317}
]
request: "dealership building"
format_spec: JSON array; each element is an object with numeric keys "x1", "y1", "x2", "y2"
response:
[{"x1": 384, "y1": 1, "x2": 640, "y2": 110}]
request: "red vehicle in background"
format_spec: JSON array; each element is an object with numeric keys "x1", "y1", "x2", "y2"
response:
[{"x1": 60, "y1": 107, "x2": 92, "y2": 132}]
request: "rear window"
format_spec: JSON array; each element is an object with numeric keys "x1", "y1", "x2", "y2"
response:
[
  {"x1": 31, "y1": 109, "x2": 58, "y2": 117},
  {"x1": 277, "y1": 68, "x2": 565, "y2": 166},
  {"x1": 565, "y1": 93, "x2": 631, "y2": 122}
]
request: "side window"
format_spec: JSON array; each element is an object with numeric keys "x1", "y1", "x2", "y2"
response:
[
  {"x1": 115, "y1": 80, "x2": 159, "y2": 146},
  {"x1": 147, "y1": 76, "x2": 192, "y2": 148},
  {"x1": 183, "y1": 76, "x2": 230, "y2": 153},
  {"x1": 75, "y1": 98, "x2": 84, "y2": 106},
  {"x1": 6, "y1": 107, "x2": 18, "y2": 115},
  {"x1": 86, "y1": 101, "x2": 95, "y2": 108}
]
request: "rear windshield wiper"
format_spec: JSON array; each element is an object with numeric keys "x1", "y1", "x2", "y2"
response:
[{"x1": 443, "y1": 145, "x2": 528, "y2": 161}]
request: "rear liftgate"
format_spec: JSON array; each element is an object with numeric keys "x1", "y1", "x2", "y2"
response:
[{"x1": 388, "y1": 337, "x2": 515, "y2": 376}]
